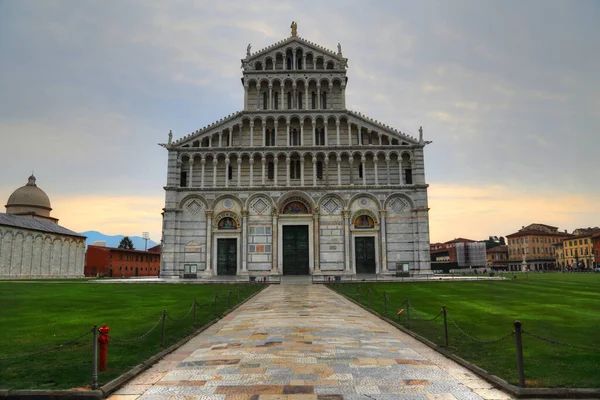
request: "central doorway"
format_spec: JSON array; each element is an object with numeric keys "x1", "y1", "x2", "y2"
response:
[
  {"x1": 217, "y1": 238, "x2": 237, "y2": 275},
  {"x1": 355, "y1": 236, "x2": 376, "y2": 274},
  {"x1": 282, "y1": 225, "x2": 309, "y2": 275}
]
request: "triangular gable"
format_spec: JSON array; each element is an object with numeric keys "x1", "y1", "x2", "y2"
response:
[
  {"x1": 173, "y1": 111, "x2": 244, "y2": 147},
  {"x1": 245, "y1": 36, "x2": 346, "y2": 64},
  {"x1": 346, "y1": 111, "x2": 420, "y2": 145}
]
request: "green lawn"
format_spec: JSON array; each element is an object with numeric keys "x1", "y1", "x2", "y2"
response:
[
  {"x1": 331, "y1": 273, "x2": 600, "y2": 388},
  {"x1": 0, "y1": 281, "x2": 264, "y2": 390}
]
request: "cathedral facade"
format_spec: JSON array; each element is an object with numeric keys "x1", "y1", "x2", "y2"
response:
[{"x1": 160, "y1": 27, "x2": 431, "y2": 278}]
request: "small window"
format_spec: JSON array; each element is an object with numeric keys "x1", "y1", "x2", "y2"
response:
[
  {"x1": 354, "y1": 215, "x2": 375, "y2": 229},
  {"x1": 316, "y1": 161, "x2": 323, "y2": 179},
  {"x1": 318, "y1": 128, "x2": 325, "y2": 146},
  {"x1": 322, "y1": 92, "x2": 327, "y2": 109},
  {"x1": 287, "y1": 57, "x2": 292, "y2": 70},
  {"x1": 298, "y1": 92, "x2": 303, "y2": 110},
  {"x1": 359, "y1": 163, "x2": 363, "y2": 179},
  {"x1": 268, "y1": 161, "x2": 274, "y2": 180},
  {"x1": 180, "y1": 171, "x2": 188, "y2": 187},
  {"x1": 287, "y1": 92, "x2": 292, "y2": 109},
  {"x1": 274, "y1": 92, "x2": 279, "y2": 110},
  {"x1": 228, "y1": 165, "x2": 233, "y2": 180},
  {"x1": 290, "y1": 160, "x2": 301, "y2": 179},
  {"x1": 311, "y1": 92, "x2": 316, "y2": 109},
  {"x1": 263, "y1": 92, "x2": 268, "y2": 110}
]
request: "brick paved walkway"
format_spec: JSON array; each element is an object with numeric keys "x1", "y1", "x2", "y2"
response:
[{"x1": 109, "y1": 285, "x2": 512, "y2": 400}]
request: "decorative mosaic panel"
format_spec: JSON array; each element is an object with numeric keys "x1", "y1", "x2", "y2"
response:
[
  {"x1": 322, "y1": 198, "x2": 341, "y2": 215},
  {"x1": 251, "y1": 198, "x2": 269, "y2": 215},
  {"x1": 222, "y1": 198, "x2": 234, "y2": 209},
  {"x1": 389, "y1": 198, "x2": 407, "y2": 214},
  {"x1": 186, "y1": 199, "x2": 203, "y2": 215}
]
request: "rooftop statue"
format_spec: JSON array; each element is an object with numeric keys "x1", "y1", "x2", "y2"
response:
[{"x1": 291, "y1": 21, "x2": 297, "y2": 37}]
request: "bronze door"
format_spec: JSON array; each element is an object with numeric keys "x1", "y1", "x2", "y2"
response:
[
  {"x1": 283, "y1": 225, "x2": 309, "y2": 275},
  {"x1": 217, "y1": 238, "x2": 237, "y2": 275},
  {"x1": 355, "y1": 236, "x2": 376, "y2": 274}
]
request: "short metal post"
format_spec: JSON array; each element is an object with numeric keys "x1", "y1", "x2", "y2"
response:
[
  {"x1": 514, "y1": 320, "x2": 526, "y2": 387},
  {"x1": 443, "y1": 307, "x2": 449, "y2": 347},
  {"x1": 160, "y1": 310, "x2": 166, "y2": 347},
  {"x1": 383, "y1": 292, "x2": 387, "y2": 315},
  {"x1": 193, "y1": 299, "x2": 197, "y2": 327},
  {"x1": 228, "y1": 290, "x2": 232, "y2": 307},
  {"x1": 405, "y1": 297, "x2": 410, "y2": 329},
  {"x1": 92, "y1": 325, "x2": 98, "y2": 390}
]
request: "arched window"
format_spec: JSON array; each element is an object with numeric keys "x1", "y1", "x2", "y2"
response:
[
  {"x1": 316, "y1": 161, "x2": 323, "y2": 179},
  {"x1": 180, "y1": 171, "x2": 188, "y2": 187},
  {"x1": 228, "y1": 165, "x2": 233, "y2": 180},
  {"x1": 358, "y1": 163, "x2": 363, "y2": 179},
  {"x1": 297, "y1": 92, "x2": 303, "y2": 110},
  {"x1": 290, "y1": 160, "x2": 301, "y2": 179},
  {"x1": 287, "y1": 57, "x2": 292, "y2": 70},
  {"x1": 255, "y1": 62, "x2": 263, "y2": 70},
  {"x1": 282, "y1": 200, "x2": 308, "y2": 214},
  {"x1": 297, "y1": 56, "x2": 303, "y2": 70},
  {"x1": 322, "y1": 92, "x2": 327, "y2": 109},
  {"x1": 317, "y1": 128, "x2": 325, "y2": 145},
  {"x1": 274, "y1": 92, "x2": 279, "y2": 110},
  {"x1": 326, "y1": 61, "x2": 334, "y2": 70},
  {"x1": 268, "y1": 161, "x2": 275, "y2": 179},
  {"x1": 311, "y1": 92, "x2": 317, "y2": 109},
  {"x1": 263, "y1": 92, "x2": 268, "y2": 110},
  {"x1": 288, "y1": 92, "x2": 292, "y2": 109},
  {"x1": 291, "y1": 129, "x2": 300, "y2": 146},
  {"x1": 354, "y1": 215, "x2": 375, "y2": 229}
]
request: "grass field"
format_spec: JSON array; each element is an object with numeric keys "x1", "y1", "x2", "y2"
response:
[
  {"x1": 331, "y1": 273, "x2": 600, "y2": 388},
  {"x1": 0, "y1": 281, "x2": 264, "y2": 390}
]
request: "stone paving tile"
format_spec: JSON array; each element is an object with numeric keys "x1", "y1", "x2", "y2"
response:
[{"x1": 109, "y1": 285, "x2": 512, "y2": 400}]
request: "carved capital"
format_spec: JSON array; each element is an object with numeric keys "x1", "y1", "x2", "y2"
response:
[
  {"x1": 379, "y1": 209, "x2": 387, "y2": 216},
  {"x1": 241, "y1": 210, "x2": 249, "y2": 218}
]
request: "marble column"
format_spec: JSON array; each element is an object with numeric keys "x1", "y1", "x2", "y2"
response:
[
  {"x1": 205, "y1": 210, "x2": 214, "y2": 275},
  {"x1": 176, "y1": 160, "x2": 182, "y2": 187},
  {"x1": 286, "y1": 157, "x2": 291, "y2": 186},
  {"x1": 358, "y1": 126, "x2": 362, "y2": 145},
  {"x1": 244, "y1": 83, "x2": 248, "y2": 109},
  {"x1": 312, "y1": 158, "x2": 317, "y2": 186},
  {"x1": 336, "y1": 121, "x2": 340, "y2": 145},
  {"x1": 271, "y1": 208, "x2": 279, "y2": 273},
  {"x1": 399, "y1": 159, "x2": 404, "y2": 185},
  {"x1": 300, "y1": 158, "x2": 305, "y2": 186},
  {"x1": 262, "y1": 122, "x2": 266, "y2": 147},
  {"x1": 347, "y1": 121, "x2": 352, "y2": 145},
  {"x1": 200, "y1": 158, "x2": 206, "y2": 188},
  {"x1": 273, "y1": 122, "x2": 278, "y2": 146},
  {"x1": 313, "y1": 206, "x2": 320, "y2": 273},
  {"x1": 249, "y1": 158, "x2": 254, "y2": 186},
  {"x1": 274, "y1": 159, "x2": 278, "y2": 186},
  {"x1": 237, "y1": 159, "x2": 242, "y2": 187},
  {"x1": 373, "y1": 157, "x2": 379, "y2": 186},
  {"x1": 341, "y1": 85, "x2": 346, "y2": 109},
  {"x1": 379, "y1": 209, "x2": 388, "y2": 274},
  {"x1": 361, "y1": 156, "x2": 367, "y2": 186},
  {"x1": 348, "y1": 158, "x2": 354, "y2": 185},
  {"x1": 228, "y1": 128, "x2": 232, "y2": 147},
  {"x1": 292, "y1": 85, "x2": 297, "y2": 109},
  {"x1": 324, "y1": 124, "x2": 329, "y2": 146},
  {"x1": 342, "y1": 209, "x2": 351, "y2": 274},
  {"x1": 218, "y1": 132, "x2": 222, "y2": 147},
  {"x1": 378, "y1": 133, "x2": 383, "y2": 146},
  {"x1": 268, "y1": 84, "x2": 273, "y2": 110},
  {"x1": 249, "y1": 122, "x2": 254, "y2": 147},
  {"x1": 224, "y1": 157, "x2": 230, "y2": 188},
  {"x1": 188, "y1": 159, "x2": 194, "y2": 188},
  {"x1": 241, "y1": 210, "x2": 248, "y2": 273},
  {"x1": 286, "y1": 123, "x2": 290, "y2": 146},
  {"x1": 312, "y1": 121, "x2": 316, "y2": 146},
  {"x1": 316, "y1": 84, "x2": 321, "y2": 110},
  {"x1": 212, "y1": 159, "x2": 218, "y2": 188},
  {"x1": 299, "y1": 123, "x2": 304, "y2": 146},
  {"x1": 337, "y1": 159, "x2": 341, "y2": 186},
  {"x1": 305, "y1": 86, "x2": 309, "y2": 109}
]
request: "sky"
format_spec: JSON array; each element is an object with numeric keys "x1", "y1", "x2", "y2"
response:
[{"x1": 0, "y1": 0, "x2": 598, "y2": 244}]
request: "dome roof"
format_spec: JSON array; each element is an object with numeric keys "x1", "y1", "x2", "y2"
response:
[{"x1": 6, "y1": 175, "x2": 52, "y2": 211}]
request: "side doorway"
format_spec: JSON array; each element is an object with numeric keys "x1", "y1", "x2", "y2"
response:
[{"x1": 217, "y1": 238, "x2": 237, "y2": 275}]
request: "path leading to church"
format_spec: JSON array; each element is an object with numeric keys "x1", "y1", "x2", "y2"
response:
[{"x1": 109, "y1": 285, "x2": 512, "y2": 400}]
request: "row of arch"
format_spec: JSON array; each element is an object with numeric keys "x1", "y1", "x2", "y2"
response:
[
  {"x1": 245, "y1": 76, "x2": 344, "y2": 88},
  {"x1": 0, "y1": 229, "x2": 85, "y2": 276},
  {"x1": 250, "y1": 47, "x2": 341, "y2": 71},
  {"x1": 178, "y1": 190, "x2": 415, "y2": 215}
]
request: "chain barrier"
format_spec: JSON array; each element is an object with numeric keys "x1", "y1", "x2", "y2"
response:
[
  {"x1": 523, "y1": 330, "x2": 600, "y2": 351},
  {"x1": 384, "y1": 292, "x2": 407, "y2": 309},
  {"x1": 0, "y1": 328, "x2": 93, "y2": 361},
  {"x1": 406, "y1": 302, "x2": 443, "y2": 322},
  {"x1": 166, "y1": 302, "x2": 195, "y2": 322},
  {"x1": 447, "y1": 315, "x2": 515, "y2": 344},
  {"x1": 108, "y1": 315, "x2": 163, "y2": 343}
]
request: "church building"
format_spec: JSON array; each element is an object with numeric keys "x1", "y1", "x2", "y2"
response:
[
  {"x1": 0, "y1": 175, "x2": 86, "y2": 278},
  {"x1": 160, "y1": 24, "x2": 432, "y2": 278}
]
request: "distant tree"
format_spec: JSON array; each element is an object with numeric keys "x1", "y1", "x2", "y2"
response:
[{"x1": 118, "y1": 236, "x2": 135, "y2": 249}]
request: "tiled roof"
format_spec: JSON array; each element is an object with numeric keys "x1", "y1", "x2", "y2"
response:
[{"x1": 0, "y1": 213, "x2": 85, "y2": 238}]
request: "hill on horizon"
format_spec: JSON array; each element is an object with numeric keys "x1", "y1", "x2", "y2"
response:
[{"x1": 81, "y1": 231, "x2": 159, "y2": 250}]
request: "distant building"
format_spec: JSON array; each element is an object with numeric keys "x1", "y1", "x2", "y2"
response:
[
  {"x1": 506, "y1": 223, "x2": 571, "y2": 271},
  {"x1": 85, "y1": 244, "x2": 161, "y2": 278},
  {"x1": 559, "y1": 229, "x2": 599, "y2": 270},
  {"x1": 430, "y1": 238, "x2": 486, "y2": 268},
  {"x1": 0, "y1": 175, "x2": 86, "y2": 278},
  {"x1": 593, "y1": 232, "x2": 600, "y2": 268},
  {"x1": 486, "y1": 245, "x2": 508, "y2": 270}
]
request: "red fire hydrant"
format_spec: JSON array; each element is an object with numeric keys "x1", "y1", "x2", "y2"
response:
[{"x1": 98, "y1": 324, "x2": 110, "y2": 371}]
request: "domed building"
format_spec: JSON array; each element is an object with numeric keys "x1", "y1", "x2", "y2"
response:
[{"x1": 0, "y1": 175, "x2": 86, "y2": 278}]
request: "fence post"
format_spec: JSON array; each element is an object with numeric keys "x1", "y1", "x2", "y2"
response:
[
  {"x1": 160, "y1": 310, "x2": 166, "y2": 347},
  {"x1": 228, "y1": 290, "x2": 232, "y2": 307},
  {"x1": 514, "y1": 320, "x2": 526, "y2": 388},
  {"x1": 405, "y1": 297, "x2": 410, "y2": 329},
  {"x1": 193, "y1": 298, "x2": 197, "y2": 327},
  {"x1": 442, "y1": 306, "x2": 449, "y2": 347},
  {"x1": 91, "y1": 325, "x2": 98, "y2": 390},
  {"x1": 383, "y1": 292, "x2": 387, "y2": 315}
]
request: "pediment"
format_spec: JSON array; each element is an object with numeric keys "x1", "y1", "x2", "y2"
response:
[
  {"x1": 173, "y1": 111, "x2": 244, "y2": 148},
  {"x1": 243, "y1": 36, "x2": 347, "y2": 71},
  {"x1": 345, "y1": 111, "x2": 420, "y2": 145}
]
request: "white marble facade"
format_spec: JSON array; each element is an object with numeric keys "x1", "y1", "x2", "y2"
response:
[{"x1": 160, "y1": 28, "x2": 432, "y2": 278}]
